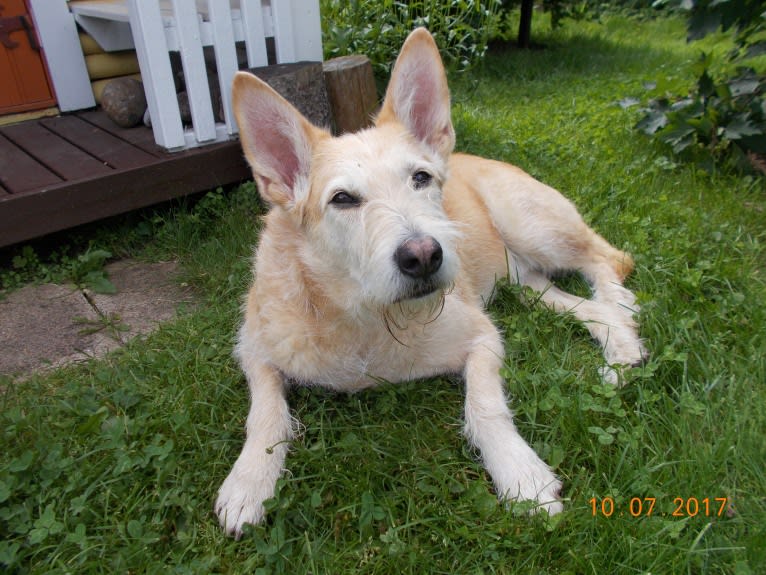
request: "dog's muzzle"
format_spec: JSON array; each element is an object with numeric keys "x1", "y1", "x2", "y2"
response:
[{"x1": 394, "y1": 235, "x2": 444, "y2": 300}]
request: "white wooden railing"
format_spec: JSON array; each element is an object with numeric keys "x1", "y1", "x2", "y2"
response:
[{"x1": 70, "y1": 0, "x2": 322, "y2": 150}]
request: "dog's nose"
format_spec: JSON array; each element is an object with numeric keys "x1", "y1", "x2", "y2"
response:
[{"x1": 395, "y1": 236, "x2": 443, "y2": 279}]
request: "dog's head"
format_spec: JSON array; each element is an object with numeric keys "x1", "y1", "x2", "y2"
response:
[{"x1": 233, "y1": 28, "x2": 460, "y2": 313}]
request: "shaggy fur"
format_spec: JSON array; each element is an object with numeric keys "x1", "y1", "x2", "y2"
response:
[{"x1": 215, "y1": 28, "x2": 646, "y2": 538}]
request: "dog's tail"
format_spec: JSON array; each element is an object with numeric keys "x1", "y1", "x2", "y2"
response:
[{"x1": 606, "y1": 245, "x2": 634, "y2": 281}]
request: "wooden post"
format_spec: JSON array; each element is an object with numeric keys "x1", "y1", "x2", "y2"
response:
[{"x1": 323, "y1": 55, "x2": 378, "y2": 135}]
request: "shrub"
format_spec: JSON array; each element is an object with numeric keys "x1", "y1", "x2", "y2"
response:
[
  {"x1": 637, "y1": 0, "x2": 766, "y2": 173},
  {"x1": 320, "y1": 0, "x2": 504, "y2": 81},
  {"x1": 637, "y1": 55, "x2": 766, "y2": 173}
]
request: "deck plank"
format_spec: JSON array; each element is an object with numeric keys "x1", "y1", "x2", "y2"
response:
[
  {"x1": 0, "y1": 131, "x2": 62, "y2": 194},
  {"x1": 76, "y1": 110, "x2": 164, "y2": 156},
  {"x1": 41, "y1": 115, "x2": 158, "y2": 171},
  {"x1": 0, "y1": 139, "x2": 251, "y2": 247},
  {"x1": 1, "y1": 122, "x2": 113, "y2": 181},
  {"x1": 0, "y1": 107, "x2": 252, "y2": 248}
]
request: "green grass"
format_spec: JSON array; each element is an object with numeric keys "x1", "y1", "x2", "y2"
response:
[{"x1": 2, "y1": 14, "x2": 765, "y2": 574}]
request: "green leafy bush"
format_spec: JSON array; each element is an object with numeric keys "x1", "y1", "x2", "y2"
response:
[
  {"x1": 674, "y1": 0, "x2": 766, "y2": 54},
  {"x1": 637, "y1": 0, "x2": 766, "y2": 173},
  {"x1": 321, "y1": 0, "x2": 503, "y2": 80},
  {"x1": 637, "y1": 54, "x2": 766, "y2": 173}
]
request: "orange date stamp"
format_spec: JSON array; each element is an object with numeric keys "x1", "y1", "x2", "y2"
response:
[{"x1": 589, "y1": 496, "x2": 732, "y2": 518}]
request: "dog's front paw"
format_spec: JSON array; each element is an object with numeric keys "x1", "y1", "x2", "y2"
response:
[
  {"x1": 600, "y1": 336, "x2": 649, "y2": 385},
  {"x1": 497, "y1": 460, "x2": 564, "y2": 516},
  {"x1": 485, "y1": 435, "x2": 563, "y2": 515},
  {"x1": 215, "y1": 468, "x2": 272, "y2": 539}
]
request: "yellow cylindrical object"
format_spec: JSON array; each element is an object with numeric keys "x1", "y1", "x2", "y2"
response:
[
  {"x1": 85, "y1": 52, "x2": 141, "y2": 80},
  {"x1": 79, "y1": 33, "x2": 104, "y2": 56}
]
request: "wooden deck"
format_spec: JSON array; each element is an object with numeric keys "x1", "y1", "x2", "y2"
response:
[{"x1": 0, "y1": 110, "x2": 252, "y2": 248}]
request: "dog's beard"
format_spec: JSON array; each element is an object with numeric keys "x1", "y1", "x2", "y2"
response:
[
  {"x1": 394, "y1": 280, "x2": 441, "y2": 303},
  {"x1": 380, "y1": 284, "x2": 451, "y2": 344}
]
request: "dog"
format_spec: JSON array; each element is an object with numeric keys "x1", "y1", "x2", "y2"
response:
[{"x1": 215, "y1": 28, "x2": 646, "y2": 538}]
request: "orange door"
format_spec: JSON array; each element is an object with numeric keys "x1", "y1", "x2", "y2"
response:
[{"x1": 0, "y1": 0, "x2": 56, "y2": 115}]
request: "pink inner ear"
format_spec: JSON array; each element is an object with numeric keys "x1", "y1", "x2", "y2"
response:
[
  {"x1": 242, "y1": 100, "x2": 304, "y2": 192},
  {"x1": 261, "y1": 122, "x2": 300, "y2": 190},
  {"x1": 411, "y1": 74, "x2": 437, "y2": 142},
  {"x1": 397, "y1": 58, "x2": 446, "y2": 146}
]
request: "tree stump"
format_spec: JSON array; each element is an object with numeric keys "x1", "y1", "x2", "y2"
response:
[
  {"x1": 323, "y1": 55, "x2": 378, "y2": 135},
  {"x1": 249, "y1": 61, "x2": 331, "y2": 129}
]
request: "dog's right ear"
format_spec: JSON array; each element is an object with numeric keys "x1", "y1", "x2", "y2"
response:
[{"x1": 232, "y1": 71, "x2": 326, "y2": 208}]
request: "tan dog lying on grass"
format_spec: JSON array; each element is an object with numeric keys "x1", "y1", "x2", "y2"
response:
[{"x1": 215, "y1": 28, "x2": 646, "y2": 538}]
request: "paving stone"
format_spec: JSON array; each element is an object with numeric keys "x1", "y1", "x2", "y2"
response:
[
  {"x1": 0, "y1": 283, "x2": 94, "y2": 374},
  {"x1": 0, "y1": 260, "x2": 195, "y2": 377}
]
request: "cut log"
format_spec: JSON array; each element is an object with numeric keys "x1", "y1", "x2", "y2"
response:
[
  {"x1": 79, "y1": 32, "x2": 104, "y2": 56},
  {"x1": 249, "y1": 61, "x2": 331, "y2": 129},
  {"x1": 323, "y1": 55, "x2": 378, "y2": 135},
  {"x1": 85, "y1": 52, "x2": 141, "y2": 81}
]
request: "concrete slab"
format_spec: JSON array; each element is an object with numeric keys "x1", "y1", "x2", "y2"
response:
[{"x1": 0, "y1": 260, "x2": 195, "y2": 377}]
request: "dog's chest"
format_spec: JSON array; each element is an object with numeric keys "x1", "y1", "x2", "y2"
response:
[
  {"x1": 249, "y1": 302, "x2": 470, "y2": 392},
  {"x1": 258, "y1": 320, "x2": 411, "y2": 391}
]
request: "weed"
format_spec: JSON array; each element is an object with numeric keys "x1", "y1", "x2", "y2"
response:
[
  {"x1": 1, "y1": 245, "x2": 115, "y2": 297},
  {"x1": 69, "y1": 248, "x2": 116, "y2": 294}
]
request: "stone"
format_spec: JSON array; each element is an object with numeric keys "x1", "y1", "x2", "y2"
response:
[
  {"x1": 149, "y1": 76, "x2": 223, "y2": 128},
  {"x1": 101, "y1": 77, "x2": 148, "y2": 128}
]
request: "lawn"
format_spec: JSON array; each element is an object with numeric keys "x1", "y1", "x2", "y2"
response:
[{"x1": 2, "y1": 13, "x2": 765, "y2": 575}]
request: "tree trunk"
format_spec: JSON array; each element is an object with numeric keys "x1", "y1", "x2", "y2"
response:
[{"x1": 518, "y1": 0, "x2": 534, "y2": 49}]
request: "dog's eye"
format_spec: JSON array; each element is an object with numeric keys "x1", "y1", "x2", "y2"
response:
[
  {"x1": 412, "y1": 171, "x2": 432, "y2": 190},
  {"x1": 329, "y1": 191, "x2": 361, "y2": 208}
]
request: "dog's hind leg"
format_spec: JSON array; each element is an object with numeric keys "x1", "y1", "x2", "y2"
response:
[
  {"x1": 463, "y1": 158, "x2": 646, "y2": 380},
  {"x1": 462, "y1": 309, "x2": 563, "y2": 513},
  {"x1": 215, "y1": 357, "x2": 293, "y2": 538},
  {"x1": 520, "y1": 269, "x2": 645, "y2": 383}
]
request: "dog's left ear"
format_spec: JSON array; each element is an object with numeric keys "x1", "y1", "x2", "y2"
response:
[{"x1": 377, "y1": 28, "x2": 455, "y2": 159}]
